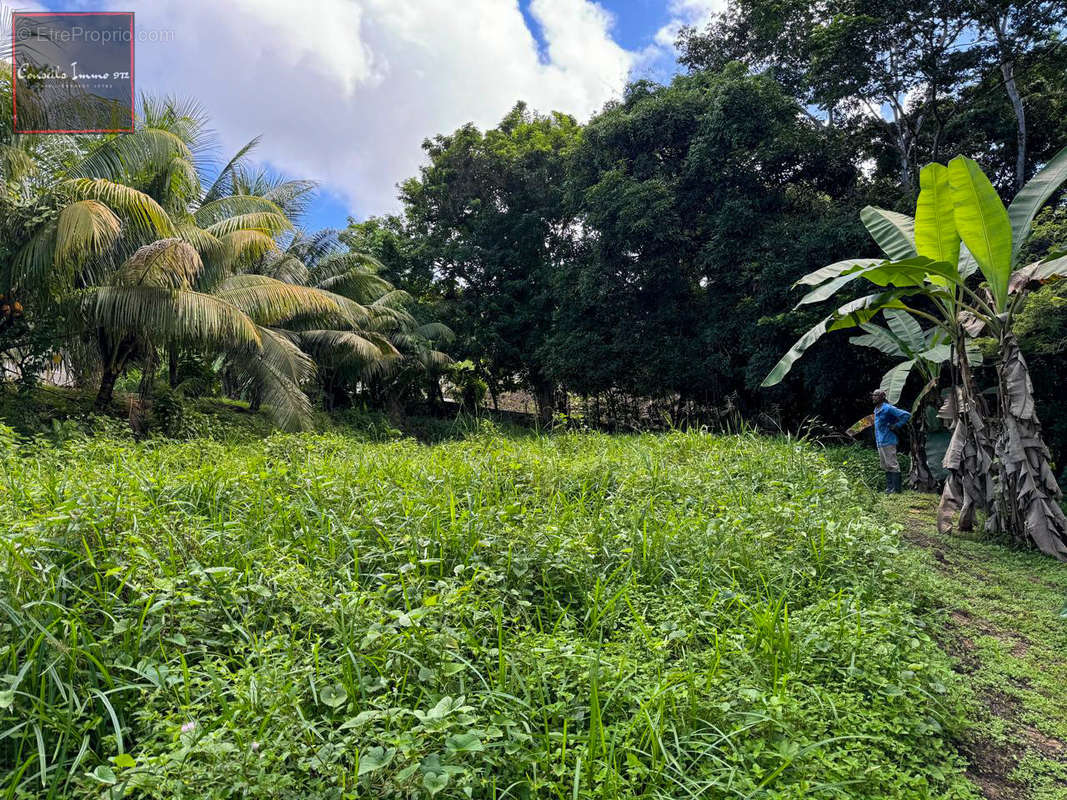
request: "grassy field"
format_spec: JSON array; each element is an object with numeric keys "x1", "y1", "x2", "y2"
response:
[{"x1": 1, "y1": 423, "x2": 985, "y2": 798}]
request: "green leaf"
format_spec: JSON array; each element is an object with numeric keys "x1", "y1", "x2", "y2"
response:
[
  {"x1": 1008, "y1": 144, "x2": 1067, "y2": 262},
  {"x1": 794, "y1": 258, "x2": 882, "y2": 288},
  {"x1": 89, "y1": 765, "x2": 117, "y2": 785},
  {"x1": 860, "y1": 207, "x2": 917, "y2": 260},
  {"x1": 795, "y1": 257, "x2": 957, "y2": 307},
  {"x1": 319, "y1": 684, "x2": 348, "y2": 709},
  {"x1": 948, "y1": 155, "x2": 1012, "y2": 310},
  {"x1": 883, "y1": 310, "x2": 926, "y2": 354},
  {"x1": 112, "y1": 753, "x2": 136, "y2": 769},
  {"x1": 761, "y1": 290, "x2": 924, "y2": 387},
  {"x1": 446, "y1": 732, "x2": 485, "y2": 753},
  {"x1": 850, "y1": 325, "x2": 904, "y2": 357},
  {"x1": 357, "y1": 746, "x2": 395, "y2": 776},
  {"x1": 918, "y1": 344, "x2": 952, "y2": 364},
  {"x1": 915, "y1": 163, "x2": 960, "y2": 271},
  {"x1": 423, "y1": 771, "x2": 449, "y2": 796},
  {"x1": 880, "y1": 360, "x2": 916, "y2": 405}
]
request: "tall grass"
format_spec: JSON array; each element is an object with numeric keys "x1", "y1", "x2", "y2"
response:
[{"x1": 0, "y1": 424, "x2": 976, "y2": 798}]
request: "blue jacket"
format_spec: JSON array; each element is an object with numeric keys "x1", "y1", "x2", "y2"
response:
[{"x1": 874, "y1": 402, "x2": 911, "y2": 447}]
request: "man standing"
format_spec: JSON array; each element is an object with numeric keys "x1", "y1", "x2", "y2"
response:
[{"x1": 872, "y1": 389, "x2": 911, "y2": 494}]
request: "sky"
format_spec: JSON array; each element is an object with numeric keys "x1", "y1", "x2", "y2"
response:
[{"x1": 12, "y1": 0, "x2": 725, "y2": 230}]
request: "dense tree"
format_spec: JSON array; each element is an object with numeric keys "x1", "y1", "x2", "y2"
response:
[
  {"x1": 678, "y1": 0, "x2": 978, "y2": 195},
  {"x1": 553, "y1": 66, "x2": 872, "y2": 424},
  {"x1": 396, "y1": 103, "x2": 581, "y2": 420}
]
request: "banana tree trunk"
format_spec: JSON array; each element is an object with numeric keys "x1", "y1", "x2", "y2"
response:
[
  {"x1": 987, "y1": 333, "x2": 1067, "y2": 559},
  {"x1": 906, "y1": 406, "x2": 938, "y2": 492},
  {"x1": 938, "y1": 351, "x2": 994, "y2": 535}
]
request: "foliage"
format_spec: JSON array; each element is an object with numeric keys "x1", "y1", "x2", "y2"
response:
[
  {"x1": 1, "y1": 429, "x2": 978, "y2": 798},
  {"x1": 396, "y1": 103, "x2": 581, "y2": 419},
  {"x1": 763, "y1": 149, "x2": 1067, "y2": 555},
  {"x1": 0, "y1": 88, "x2": 453, "y2": 429}
]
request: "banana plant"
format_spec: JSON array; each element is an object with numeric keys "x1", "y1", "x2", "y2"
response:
[
  {"x1": 847, "y1": 310, "x2": 957, "y2": 491},
  {"x1": 764, "y1": 145, "x2": 1067, "y2": 559},
  {"x1": 847, "y1": 310, "x2": 987, "y2": 493}
]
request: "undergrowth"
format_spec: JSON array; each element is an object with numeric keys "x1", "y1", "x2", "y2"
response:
[{"x1": 0, "y1": 425, "x2": 979, "y2": 798}]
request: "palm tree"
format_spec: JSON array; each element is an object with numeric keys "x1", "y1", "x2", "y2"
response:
[
  {"x1": 764, "y1": 147, "x2": 1067, "y2": 558},
  {"x1": 1, "y1": 95, "x2": 372, "y2": 428},
  {"x1": 250, "y1": 229, "x2": 453, "y2": 411}
]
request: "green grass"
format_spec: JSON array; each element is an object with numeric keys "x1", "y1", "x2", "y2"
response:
[
  {"x1": 1, "y1": 424, "x2": 981, "y2": 798},
  {"x1": 887, "y1": 493, "x2": 1067, "y2": 800}
]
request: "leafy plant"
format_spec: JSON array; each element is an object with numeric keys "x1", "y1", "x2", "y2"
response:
[{"x1": 764, "y1": 147, "x2": 1067, "y2": 558}]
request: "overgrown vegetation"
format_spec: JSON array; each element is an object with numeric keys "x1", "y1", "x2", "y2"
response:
[{"x1": 2, "y1": 426, "x2": 981, "y2": 798}]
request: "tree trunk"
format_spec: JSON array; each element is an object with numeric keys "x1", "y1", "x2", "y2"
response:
[
  {"x1": 534, "y1": 379, "x2": 555, "y2": 425},
  {"x1": 131, "y1": 347, "x2": 158, "y2": 433},
  {"x1": 168, "y1": 344, "x2": 179, "y2": 388},
  {"x1": 426, "y1": 374, "x2": 445, "y2": 414},
  {"x1": 1000, "y1": 58, "x2": 1027, "y2": 191},
  {"x1": 991, "y1": 16, "x2": 1026, "y2": 191},
  {"x1": 938, "y1": 351, "x2": 994, "y2": 534},
  {"x1": 987, "y1": 333, "x2": 1067, "y2": 559},
  {"x1": 906, "y1": 406, "x2": 939, "y2": 493},
  {"x1": 94, "y1": 368, "x2": 119, "y2": 412}
]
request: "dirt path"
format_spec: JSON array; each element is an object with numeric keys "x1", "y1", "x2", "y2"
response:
[{"x1": 888, "y1": 493, "x2": 1067, "y2": 800}]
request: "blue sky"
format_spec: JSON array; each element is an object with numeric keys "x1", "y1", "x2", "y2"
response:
[{"x1": 19, "y1": 0, "x2": 717, "y2": 232}]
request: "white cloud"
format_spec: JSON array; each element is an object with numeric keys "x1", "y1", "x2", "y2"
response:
[
  {"x1": 84, "y1": 0, "x2": 636, "y2": 219},
  {"x1": 653, "y1": 0, "x2": 726, "y2": 49},
  {"x1": 625, "y1": 0, "x2": 726, "y2": 81}
]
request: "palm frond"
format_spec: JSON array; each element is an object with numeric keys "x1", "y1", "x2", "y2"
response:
[
  {"x1": 297, "y1": 329, "x2": 397, "y2": 365},
  {"x1": 205, "y1": 211, "x2": 291, "y2": 238},
  {"x1": 317, "y1": 266, "x2": 394, "y2": 302},
  {"x1": 240, "y1": 352, "x2": 313, "y2": 431},
  {"x1": 214, "y1": 274, "x2": 353, "y2": 326},
  {"x1": 111, "y1": 239, "x2": 203, "y2": 290},
  {"x1": 309, "y1": 250, "x2": 386, "y2": 284},
  {"x1": 9, "y1": 223, "x2": 59, "y2": 292},
  {"x1": 68, "y1": 128, "x2": 194, "y2": 184},
  {"x1": 54, "y1": 200, "x2": 122, "y2": 268},
  {"x1": 219, "y1": 229, "x2": 279, "y2": 266},
  {"x1": 194, "y1": 194, "x2": 287, "y2": 228},
  {"x1": 60, "y1": 178, "x2": 175, "y2": 237},
  {"x1": 261, "y1": 180, "x2": 318, "y2": 222},
  {"x1": 0, "y1": 142, "x2": 36, "y2": 181},
  {"x1": 413, "y1": 322, "x2": 455, "y2": 343},
  {"x1": 82, "y1": 285, "x2": 262, "y2": 348},
  {"x1": 257, "y1": 325, "x2": 316, "y2": 384},
  {"x1": 258, "y1": 251, "x2": 310, "y2": 284},
  {"x1": 200, "y1": 136, "x2": 260, "y2": 206},
  {"x1": 291, "y1": 229, "x2": 344, "y2": 265}
]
